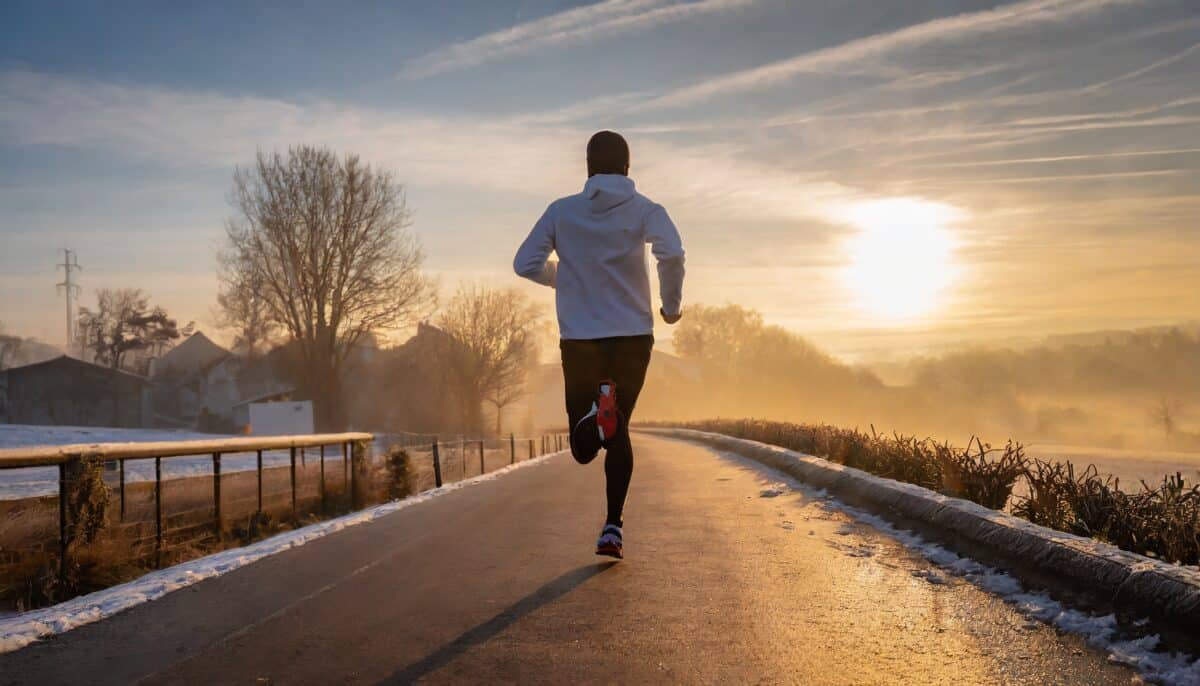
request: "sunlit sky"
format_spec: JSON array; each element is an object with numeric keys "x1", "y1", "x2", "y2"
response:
[{"x1": 1, "y1": 0, "x2": 1197, "y2": 361}]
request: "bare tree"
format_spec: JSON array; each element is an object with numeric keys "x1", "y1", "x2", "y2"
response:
[
  {"x1": 220, "y1": 146, "x2": 434, "y2": 429},
  {"x1": 76, "y1": 288, "x2": 182, "y2": 373},
  {"x1": 0, "y1": 322, "x2": 25, "y2": 371},
  {"x1": 1149, "y1": 396, "x2": 1184, "y2": 446},
  {"x1": 214, "y1": 264, "x2": 277, "y2": 359},
  {"x1": 437, "y1": 285, "x2": 542, "y2": 435}
]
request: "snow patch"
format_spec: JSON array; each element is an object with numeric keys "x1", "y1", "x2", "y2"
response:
[
  {"x1": 712, "y1": 448, "x2": 1200, "y2": 686},
  {"x1": 758, "y1": 483, "x2": 787, "y2": 498},
  {"x1": 0, "y1": 450, "x2": 563, "y2": 654}
]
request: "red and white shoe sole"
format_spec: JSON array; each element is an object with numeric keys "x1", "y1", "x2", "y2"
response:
[{"x1": 595, "y1": 545, "x2": 623, "y2": 559}]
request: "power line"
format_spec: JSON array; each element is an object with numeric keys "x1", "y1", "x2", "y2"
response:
[{"x1": 56, "y1": 249, "x2": 82, "y2": 356}]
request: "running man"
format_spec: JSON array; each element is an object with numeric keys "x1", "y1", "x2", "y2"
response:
[{"x1": 513, "y1": 130, "x2": 685, "y2": 559}]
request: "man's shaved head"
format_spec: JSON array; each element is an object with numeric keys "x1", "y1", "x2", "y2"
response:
[{"x1": 587, "y1": 130, "x2": 630, "y2": 177}]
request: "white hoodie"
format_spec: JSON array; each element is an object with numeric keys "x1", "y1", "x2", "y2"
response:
[{"x1": 514, "y1": 174, "x2": 685, "y2": 340}]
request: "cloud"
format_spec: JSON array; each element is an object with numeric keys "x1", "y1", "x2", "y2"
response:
[
  {"x1": 910, "y1": 147, "x2": 1200, "y2": 169},
  {"x1": 638, "y1": 0, "x2": 1151, "y2": 110},
  {"x1": 0, "y1": 69, "x2": 875, "y2": 228},
  {"x1": 401, "y1": 0, "x2": 755, "y2": 79}
]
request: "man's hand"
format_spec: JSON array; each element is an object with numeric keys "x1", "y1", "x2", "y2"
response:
[{"x1": 661, "y1": 307, "x2": 682, "y2": 324}]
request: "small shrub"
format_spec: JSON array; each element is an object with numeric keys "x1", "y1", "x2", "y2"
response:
[
  {"x1": 384, "y1": 446, "x2": 414, "y2": 500},
  {"x1": 936, "y1": 438, "x2": 1026, "y2": 510},
  {"x1": 1012, "y1": 459, "x2": 1076, "y2": 531}
]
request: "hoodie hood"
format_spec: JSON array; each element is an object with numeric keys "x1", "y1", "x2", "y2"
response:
[{"x1": 584, "y1": 174, "x2": 636, "y2": 213}]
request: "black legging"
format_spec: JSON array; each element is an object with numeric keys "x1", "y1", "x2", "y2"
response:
[{"x1": 560, "y1": 335, "x2": 654, "y2": 527}]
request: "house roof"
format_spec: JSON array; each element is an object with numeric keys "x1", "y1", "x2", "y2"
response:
[
  {"x1": 232, "y1": 387, "x2": 298, "y2": 408},
  {"x1": 154, "y1": 331, "x2": 230, "y2": 379},
  {"x1": 0, "y1": 355, "x2": 148, "y2": 383}
]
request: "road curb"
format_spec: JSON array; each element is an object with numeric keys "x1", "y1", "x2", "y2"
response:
[{"x1": 643, "y1": 428, "x2": 1200, "y2": 634}]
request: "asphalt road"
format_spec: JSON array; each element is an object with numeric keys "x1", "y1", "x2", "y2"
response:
[{"x1": 0, "y1": 434, "x2": 1137, "y2": 685}]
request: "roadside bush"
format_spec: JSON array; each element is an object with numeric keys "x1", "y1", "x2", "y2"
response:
[
  {"x1": 1014, "y1": 462, "x2": 1200, "y2": 564},
  {"x1": 662, "y1": 418, "x2": 1199, "y2": 566},
  {"x1": 936, "y1": 438, "x2": 1026, "y2": 510},
  {"x1": 384, "y1": 446, "x2": 415, "y2": 500}
]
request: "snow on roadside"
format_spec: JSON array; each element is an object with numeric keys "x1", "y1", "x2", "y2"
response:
[
  {"x1": 0, "y1": 450, "x2": 563, "y2": 654},
  {"x1": 715, "y1": 450, "x2": 1200, "y2": 686}
]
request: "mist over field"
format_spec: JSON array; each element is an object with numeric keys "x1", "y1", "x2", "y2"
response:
[{"x1": 582, "y1": 308, "x2": 1200, "y2": 456}]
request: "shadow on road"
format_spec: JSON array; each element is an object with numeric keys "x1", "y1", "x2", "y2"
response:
[{"x1": 377, "y1": 561, "x2": 618, "y2": 684}]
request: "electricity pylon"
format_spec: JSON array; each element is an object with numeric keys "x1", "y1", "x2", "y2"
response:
[{"x1": 56, "y1": 249, "x2": 82, "y2": 356}]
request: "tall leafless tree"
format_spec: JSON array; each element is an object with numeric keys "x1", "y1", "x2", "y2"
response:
[
  {"x1": 437, "y1": 285, "x2": 541, "y2": 435},
  {"x1": 220, "y1": 146, "x2": 434, "y2": 429}
]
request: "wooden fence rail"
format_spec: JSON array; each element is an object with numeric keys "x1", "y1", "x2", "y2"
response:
[{"x1": 1, "y1": 430, "x2": 570, "y2": 592}]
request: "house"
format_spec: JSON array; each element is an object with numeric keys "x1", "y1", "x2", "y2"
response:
[
  {"x1": 0, "y1": 356, "x2": 148, "y2": 428},
  {"x1": 150, "y1": 332, "x2": 241, "y2": 430},
  {"x1": 150, "y1": 331, "x2": 293, "y2": 432}
]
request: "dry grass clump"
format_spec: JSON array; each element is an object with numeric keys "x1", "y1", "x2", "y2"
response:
[
  {"x1": 1014, "y1": 462, "x2": 1200, "y2": 564},
  {"x1": 936, "y1": 438, "x2": 1027, "y2": 511},
  {"x1": 0, "y1": 540, "x2": 150, "y2": 611},
  {"x1": 666, "y1": 419, "x2": 1198, "y2": 566}
]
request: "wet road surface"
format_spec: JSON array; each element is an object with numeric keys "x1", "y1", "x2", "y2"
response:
[{"x1": 0, "y1": 434, "x2": 1137, "y2": 684}]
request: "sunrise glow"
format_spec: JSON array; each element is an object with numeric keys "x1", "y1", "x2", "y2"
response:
[{"x1": 840, "y1": 199, "x2": 960, "y2": 321}]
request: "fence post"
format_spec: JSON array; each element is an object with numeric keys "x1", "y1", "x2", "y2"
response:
[
  {"x1": 58, "y1": 462, "x2": 68, "y2": 589},
  {"x1": 432, "y1": 441, "x2": 443, "y2": 487},
  {"x1": 478, "y1": 440, "x2": 485, "y2": 475},
  {"x1": 154, "y1": 456, "x2": 163, "y2": 568},
  {"x1": 256, "y1": 449, "x2": 263, "y2": 514},
  {"x1": 342, "y1": 441, "x2": 349, "y2": 502},
  {"x1": 529, "y1": 439, "x2": 534, "y2": 461},
  {"x1": 510, "y1": 434, "x2": 516, "y2": 465},
  {"x1": 118, "y1": 458, "x2": 126, "y2": 522},
  {"x1": 212, "y1": 452, "x2": 222, "y2": 541},
  {"x1": 320, "y1": 444, "x2": 327, "y2": 513},
  {"x1": 349, "y1": 440, "x2": 362, "y2": 509},
  {"x1": 290, "y1": 446, "x2": 298, "y2": 523}
]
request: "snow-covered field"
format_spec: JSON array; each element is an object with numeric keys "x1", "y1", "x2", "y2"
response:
[{"x1": 0, "y1": 425, "x2": 339, "y2": 500}]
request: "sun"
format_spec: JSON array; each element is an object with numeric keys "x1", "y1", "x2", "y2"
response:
[{"x1": 839, "y1": 198, "x2": 960, "y2": 320}]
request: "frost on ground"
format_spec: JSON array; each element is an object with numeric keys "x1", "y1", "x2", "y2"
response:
[
  {"x1": 0, "y1": 425, "x2": 383, "y2": 500},
  {"x1": 0, "y1": 450, "x2": 561, "y2": 654},
  {"x1": 712, "y1": 447, "x2": 1200, "y2": 686}
]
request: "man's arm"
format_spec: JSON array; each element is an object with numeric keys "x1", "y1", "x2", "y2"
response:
[
  {"x1": 513, "y1": 205, "x2": 557, "y2": 288},
  {"x1": 646, "y1": 204, "x2": 685, "y2": 321}
]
